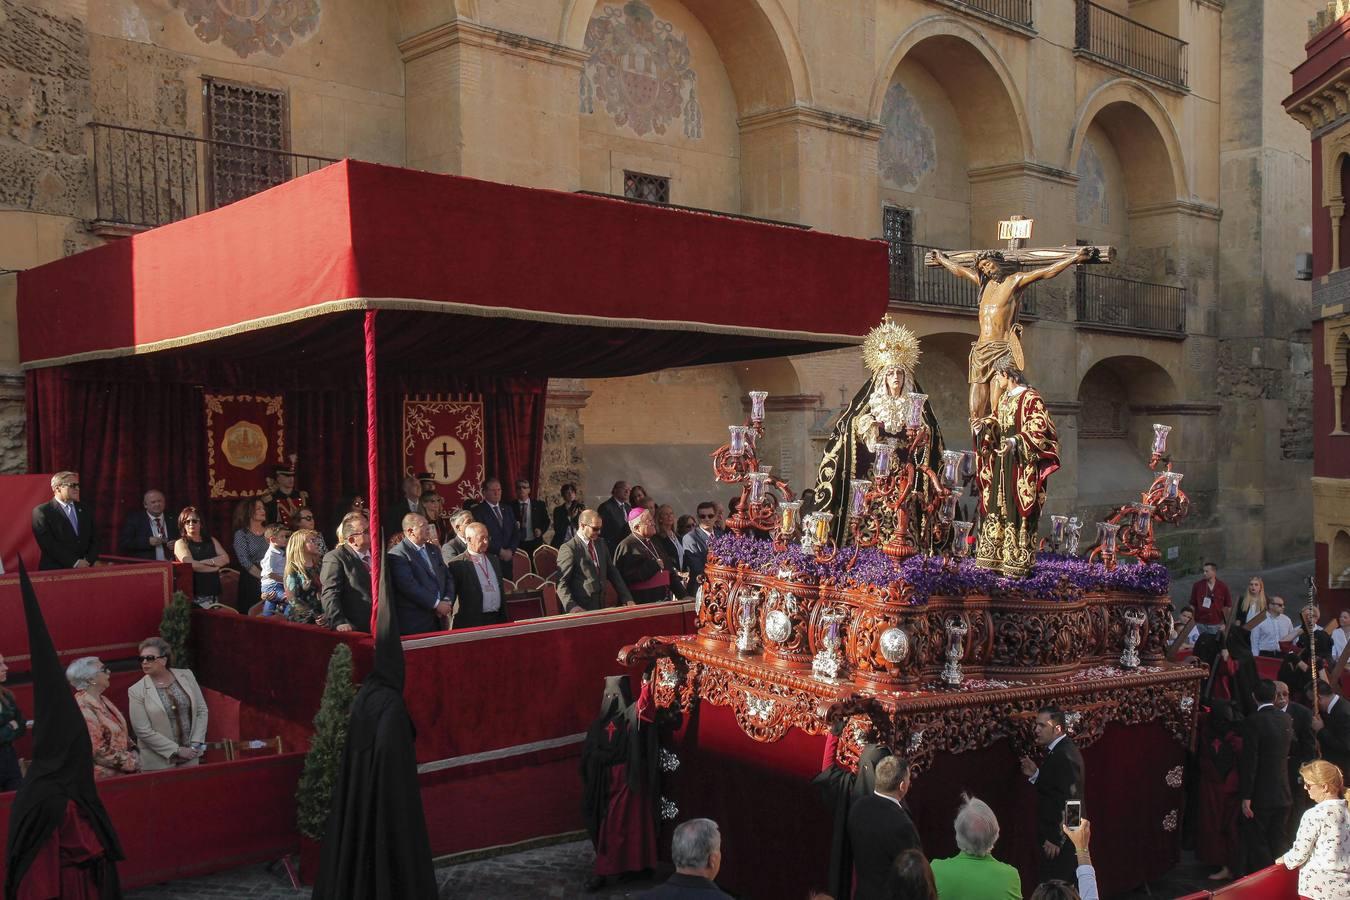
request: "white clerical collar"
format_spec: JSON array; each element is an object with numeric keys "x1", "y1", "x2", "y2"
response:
[{"x1": 1047, "y1": 734, "x2": 1065, "y2": 753}]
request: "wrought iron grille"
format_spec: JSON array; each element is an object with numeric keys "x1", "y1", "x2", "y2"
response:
[
  {"x1": 887, "y1": 240, "x2": 1039, "y2": 317},
  {"x1": 1074, "y1": 0, "x2": 1187, "y2": 89},
  {"x1": 947, "y1": 0, "x2": 1034, "y2": 28},
  {"x1": 623, "y1": 171, "x2": 671, "y2": 204},
  {"x1": 204, "y1": 78, "x2": 290, "y2": 208},
  {"x1": 1075, "y1": 270, "x2": 1186, "y2": 335},
  {"x1": 90, "y1": 122, "x2": 338, "y2": 229}
]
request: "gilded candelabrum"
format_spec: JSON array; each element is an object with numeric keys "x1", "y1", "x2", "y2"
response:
[
  {"x1": 710, "y1": 392, "x2": 796, "y2": 539},
  {"x1": 1091, "y1": 424, "x2": 1189, "y2": 566},
  {"x1": 847, "y1": 394, "x2": 951, "y2": 561}
]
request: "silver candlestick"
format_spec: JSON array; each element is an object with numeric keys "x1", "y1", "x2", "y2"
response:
[
  {"x1": 941, "y1": 618, "x2": 968, "y2": 687},
  {"x1": 1120, "y1": 609, "x2": 1146, "y2": 670},
  {"x1": 812, "y1": 613, "x2": 846, "y2": 681},
  {"x1": 736, "y1": 590, "x2": 762, "y2": 654}
]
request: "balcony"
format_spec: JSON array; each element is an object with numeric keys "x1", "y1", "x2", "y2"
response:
[
  {"x1": 888, "y1": 241, "x2": 1039, "y2": 318},
  {"x1": 1074, "y1": 0, "x2": 1188, "y2": 91},
  {"x1": 1075, "y1": 270, "x2": 1186, "y2": 337},
  {"x1": 929, "y1": 0, "x2": 1034, "y2": 31},
  {"x1": 90, "y1": 122, "x2": 339, "y2": 232}
]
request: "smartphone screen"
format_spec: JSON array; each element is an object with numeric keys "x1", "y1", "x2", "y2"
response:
[{"x1": 1064, "y1": 800, "x2": 1083, "y2": 829}]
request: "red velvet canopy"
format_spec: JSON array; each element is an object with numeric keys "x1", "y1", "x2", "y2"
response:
[
  {"x1": 17, "y1": 160, "x2": 886, "y2": 373},
  {"x1": 17, "y1": 161, "x2": 888, "y2": 571}
]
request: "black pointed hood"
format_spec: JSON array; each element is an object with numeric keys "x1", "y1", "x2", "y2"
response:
[{"x1": 5, "y1": 562, "x2": 122, "y2": 899}]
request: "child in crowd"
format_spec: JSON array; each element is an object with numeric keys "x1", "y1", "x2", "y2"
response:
[{"x1": 260, "y1": 524, "x2": 290, "y2": 616}]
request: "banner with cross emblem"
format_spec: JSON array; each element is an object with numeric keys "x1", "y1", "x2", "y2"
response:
[{"x1": 402, "y1": 396, "x2": 486, "y2": 508}]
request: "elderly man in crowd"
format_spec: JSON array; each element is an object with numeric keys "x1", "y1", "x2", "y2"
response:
[
  {"x1": 848, "y1": 754, "x2": 922, "y2": 900},
  {"x1": 640, "y1": 818, "x2": 732, "y2": 899},
  {"x1": 386, "y1": 513, "x2": 454, "y2": 636},
  {"x1": 597, "y1": 480, "x2": 632, "y2": 550},
  {"x1": 320, "y1": 512, "x2": 373, "y2": 633},
  {"x1": 930, "y1": 795, "x2": 1020, "y2": 899},
  {"x1": 446, "y1": 522, "x2": 508, "y2": 628},
  {"x1": 118, "y1": 489, "x2": 176, "y2": 561},
  {"x1": 557, "y1": 509, "x2": 631, "y2": 612},
  {"x1": 32, "y1": 471, "x2": 99, "y2": 570}
]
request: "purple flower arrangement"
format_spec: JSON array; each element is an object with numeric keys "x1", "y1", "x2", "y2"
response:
[{"x1": 708, "y1": 535, "x2": 1170, "y2": 604}]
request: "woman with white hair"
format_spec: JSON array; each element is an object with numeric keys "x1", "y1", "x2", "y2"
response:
[
  {"x1": 929, "y1": 795, "x2": 1021, "y2": 899},
  {"x1": 66, "y1": 656, "x2": 138, "y2": 779}
]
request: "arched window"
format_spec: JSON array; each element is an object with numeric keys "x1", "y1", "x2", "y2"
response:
[{"x1": 1339, "y1": 155, "x2": 1350, "y2": 271}]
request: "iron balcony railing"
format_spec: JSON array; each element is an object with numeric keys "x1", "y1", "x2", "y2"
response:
[
  {"x1": 888, "y1": 241, "x2": 1038, "y2": 317},
  {"x1": 947, "y1": 0, "x2": 1034, "y2": 29},
  {"x1": 90, "y1": 122, "x2": 339, "y2": 230},
  {"x1": 1075, "y1": 270, "x2": 1186, "y2": 335},
  {"x1": 1074, "y1": 0, "x2": 1187, "y2": 89}
]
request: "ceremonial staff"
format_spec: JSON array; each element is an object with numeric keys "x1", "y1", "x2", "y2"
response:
[{"x1": 1308, "y1": 575, "x2": 1323, "y2": 757}]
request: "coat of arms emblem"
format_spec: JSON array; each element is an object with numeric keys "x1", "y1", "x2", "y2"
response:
[
  {"x1": 580, "y1": 1, "x2": 702, "y2": 139},
  {"x1": 173, "y1": 0, "x2": 322, "y2": 58}
]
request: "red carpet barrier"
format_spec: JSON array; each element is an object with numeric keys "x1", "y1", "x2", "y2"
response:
[
  {"x1": 1210, "y1": 863, "x2": 1300, "y2": 897},
  {"x1": 671, "y1": 705, "x2": 1187, "y2": 899},
  {"x1": 0, "y1": 475, "x2": 56, "y2": 572},
  {"x1": 0, "y1": 752, "x2": 305, "y2": 889},
  {"x1": 0, "y1": 564, "x2": 173, "y2": 675}
]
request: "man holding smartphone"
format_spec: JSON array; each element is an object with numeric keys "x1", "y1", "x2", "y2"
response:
[{"x1": 1020, "y1": 705, "x2": 1085, "y2": 884}]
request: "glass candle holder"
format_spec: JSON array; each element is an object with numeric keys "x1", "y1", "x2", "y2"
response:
[
  {"x1": 778, "y1": 500, "x2": 801, "y2": 535},
  {"x1": 960, "y1": 450, "x2": 976, "y2": 481},
  {"x1": 1162, "y1": 471, "x2": 1183, "y2": 499},
  {"x1": 748, "y1": 471, "x2": 771, "y2": 505},
  {"x1": 904, "y1": 392, "x2": 928, "y2": 430},
  {"x1": 873, "y1": 439, "x2": 897, "y2": 478},
  {"x1": 812, "y1": 512, "x2": 834, "y2": 544},
  {"x1": 1051, "y1": 514, "x2": 1068, "y2": 546},
  {"x1": 1135, "y1": 503, "x2": 1154, "y2": 530},
  {"x1": 1096, "y1": 521, "x2": 1120, "y2": 554},
  {"x1": 940, "y1": 494, "x2": 957, "y2": 523},
  {"x1": 1152, "y1": 423, "x2": 1172, "y2": 456},
  {"x1": 1064, "y1": 517, "x2": 1082, "y2": 556},
  {"x1": 748, "y1": 391, "x2": 768, "y2": 425},
  {"x1": 757, "y1": 464, "x2": 773, "y2": 476},
  {"x1": 728, "y1": 425, "x2": 750, "y2": 457},
  {"x1": 941, "y1": 450, "x2": 963, "y2": 487},
  {"x1": 849, "y1": 479, "x2": 872, "y2": 518},
  {"x1": 952, "y1": 521, "x2": 973, "y2": 556}
]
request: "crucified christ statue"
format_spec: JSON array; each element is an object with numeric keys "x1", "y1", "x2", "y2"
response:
[{"x1": 923, "y1": 220, "x2": 1114, "y2": 433}]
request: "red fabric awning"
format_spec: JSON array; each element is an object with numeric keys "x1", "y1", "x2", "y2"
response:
[{"x1": 18, "y1": 160, "x2": 887, "y2": 375}]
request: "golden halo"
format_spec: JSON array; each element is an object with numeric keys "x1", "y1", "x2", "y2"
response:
[{"x1": 862, "y1": 315, "x2": 921, "y2": 376}]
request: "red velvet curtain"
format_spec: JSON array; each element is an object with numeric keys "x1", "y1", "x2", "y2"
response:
[{"x1": 26, "y1": 355, "x2": 546, "y2": 554}]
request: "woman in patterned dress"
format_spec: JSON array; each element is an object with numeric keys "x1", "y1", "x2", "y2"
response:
[
  {"x1": 283, "y1": 528, "x2": 326, "y2": 625},
  {"x1": 66, "y1": 656, "x2": 138, "y2": 779},
  {"x1": 126, "y1": 637, "x2": 209, "y2": 771},
  {"x1": 1279, "y1": 759, "x2": 1350, "y2": 899}
]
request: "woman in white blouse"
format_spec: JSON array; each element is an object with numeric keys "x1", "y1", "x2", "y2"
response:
[
  {"x1": 1331, "y1": 610, "x2": 1350, "y2": 663},
  {"x1": 1279, "y1": 759, "x2": 1350, "y2": 899}
]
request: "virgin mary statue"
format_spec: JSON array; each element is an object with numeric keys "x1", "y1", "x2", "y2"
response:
[{"x1": 805, "y1": 317, "x2": 945, "y2": 547}]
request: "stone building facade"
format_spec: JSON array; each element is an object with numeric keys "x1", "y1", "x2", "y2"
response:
[
  {"x1": 0, "y1": 0, "x2": 1318, "y2": 570},
  {"x1": 1286, "y1": 0, "x2": 1350, "y2": 615}
]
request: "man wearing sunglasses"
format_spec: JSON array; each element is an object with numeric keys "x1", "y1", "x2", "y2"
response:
[
  {"x1": 681, "y1": 501, "x2": 718, "y2": 581},
  {"x1": 32, "y1": 471, "x2": 99, "y2": 570}
]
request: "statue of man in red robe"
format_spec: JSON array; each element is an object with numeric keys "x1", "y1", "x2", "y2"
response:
[{"x1": 973, "y1": 356, "x2": 1060, "y2": 577}]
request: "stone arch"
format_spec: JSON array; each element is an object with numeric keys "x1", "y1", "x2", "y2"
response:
[
  {"x1": 916, "y1": 330, "x2": 978, "y2": 439},
  {"x1": 1075, "y1": 355, "x2": 1179, "y2": 507},
  {"x1": 559, "y1": 0, "x2": 810, "y2": 113},
  {"x1": 1068, "y1": 80, "x2": 1188, "y2": 205},
  {"x1": 869, "y1": 16, "x2": 1034, "y2": 165},
  {"x1": 1332, "y1": 529, "x2": 1350, "y2": 588}
]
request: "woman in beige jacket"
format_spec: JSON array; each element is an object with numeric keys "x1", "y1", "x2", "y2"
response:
[{"x1": 126, "y1": 636, "x2": 209, "y2": 771}]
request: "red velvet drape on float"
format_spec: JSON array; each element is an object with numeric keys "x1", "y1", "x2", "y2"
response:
[{"x1": 25, "y1": 356, "x2": 545, "y2": 553}]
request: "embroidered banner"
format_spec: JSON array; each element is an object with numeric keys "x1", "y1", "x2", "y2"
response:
[
  {"x1": 403, "y1": 396, "x2": 486, "y2": 507},
  {"x1": 205, "y1": 394, "x2": 286, "y2": 499}
]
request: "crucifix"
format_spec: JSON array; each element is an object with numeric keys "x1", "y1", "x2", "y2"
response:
[
  {"x1": 923, "y1": 216, "x2": 1115, "y2": 432},
  {"x1": 433, "y1": 441, "x2": 458, "y2": 479}
]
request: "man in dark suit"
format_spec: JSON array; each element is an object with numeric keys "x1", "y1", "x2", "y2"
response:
[
  {"x1": 384, "y1": 475, "x2": 425, "y2": 532},
  {"x1": 31, "y1": 471, "x2": 98, "y2": 570},
  {"x1": 117, "y1": 488, "x2": 177, "y2": 561},
  {"x1": 1276, "y1": 680, "x2": 1318, "y2": 843},
  {"x1": 385, "y1": 513, "x2": 455, "y2": 636},
  {"x1": 1238, "y1": 679, "x2": 1293, "y2": 875},
  {"x1": 445, "y1": 522, "x2": 509, "y2": 629},
  {"x1": 1313, "y1": 682, "x2": 1350, "y2": 772},
  {"x1": 440, "y1": 509, "x2": 474, "y2": 564},
  {"x1": 473, "y1": 478, "x2": 520, "y2": 567},
  {"x1": 597, "y1": 480, "x2": 630, "y2": 550},
  {"x1": 320, "y1": 512, "x2": 373, "y2": 633},
  {"x1": 556, "y1": 509, "x2": 631, "y2": 612},
  {"x1": 846, "y1": 755, "x2": 921, "y2": 900},
  {"x1": 681, "y1": 501, "x2": 717, "y2": 581},
  {"x1": 550, "y1": 483, "x2": 583, "y2": 549},
  {"x1": 642, "y1": 818, "x2": 732, "y2": 899},
  {"x1": 513, "y1": 479, "x2": 549, "y2": 557},
  {"x1": 1019, "y1": 705, "x2": 1085, "y2": 884}
]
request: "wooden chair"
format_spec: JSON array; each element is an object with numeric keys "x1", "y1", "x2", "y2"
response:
[
  {"x1": 225, "y1": 736, "x2": 284, "y2": 761},
  {"x1": 541, "y1": 582, "x2": 562, "y2": 617},
  {"x1": 515, "y1": 573, "x2": 546, "y2": 593},
  {"x1": 532, "y1": 545, "x2": 559, "y2": 580},
  {"x1": 511, "y1": 549, "x2": 531, "y2": 581},
  {"x1": 218, "y1": 567, "x2": 240, "y2": 610},
  {"x1": 502, "y1": 578, "x2": 517, "y2": 595}
]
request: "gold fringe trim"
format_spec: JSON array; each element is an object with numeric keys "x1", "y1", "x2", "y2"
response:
[{"x1": 22, "y1": 297, "x2": 867, "y2": 370}]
